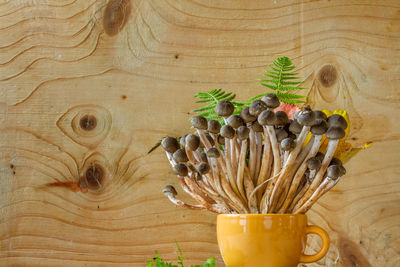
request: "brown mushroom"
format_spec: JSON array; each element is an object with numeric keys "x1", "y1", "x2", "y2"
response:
[
  {"x1": 328, "y1": 114, "x2": 348, "y2": 130},
  {"x1": 240, "y1": 107, "x2": 257, "y2": 123},
  {"x1": 173, "y1": 163, "x2": 188, "y2": 176},
  {"x1": 161, "y1": 137, "x2": 180, "y2": 153},
  {"x1": 293, "y1": 126, "x2": 345, "y2": 212},
  {"x1": 173, "y1": 149, "x2": 189, "y2": 163},
  {"x1": 162, "y1": 185, "x2": 205, "y2": 210},
  {"x1": 294, "y1": 164, "x2": 346, "y2": 214},
  {"x1": 261, "y1": 93, "x2": 280, "y2": 109},
  {"x1": 208, "y1": 120, "x2": 221, "y2": 134},
  {"x1": 215, "y1": 100, "x2": 234, "y2": 118},
  {"x1": 249, "y1": 100, "x2": 268, "y2": 116}
]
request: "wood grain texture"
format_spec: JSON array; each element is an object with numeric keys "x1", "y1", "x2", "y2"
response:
[{"x1": 0, "y1": 0, "x2": 399, "y2": 266}]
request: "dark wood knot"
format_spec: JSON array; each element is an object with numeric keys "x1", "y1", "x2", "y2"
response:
[
  {"x1": 319, "y1": 64, "x2": 338, "y2": 87},
  {"x1": 103, "y1": 0, "x2": 131, "y2": 36},
  {"x1": 84, "y1": 163, "x2": 105, "y2": 190},
  {"x1": 79, "y1": 114, "x2": 97, "y2": 131}
]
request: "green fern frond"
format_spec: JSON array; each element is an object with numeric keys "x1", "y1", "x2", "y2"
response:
[
  {"x1": 192, "y1": 89, "x2": 246, "y2": 122},
  {"x1": 258, "y1": 56, "x2": 308, "y2": 103}
]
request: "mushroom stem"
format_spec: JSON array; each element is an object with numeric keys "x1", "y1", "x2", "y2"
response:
[
  {"x1": 293, "y1": 139, "x2": 339, "y2": 211},
  {"x1": 185, "y1": 147, "x2": 198, "y2": 165},
  {"x1": 165, "y1": 151, "x2": 177, "y2": 167},
  {"x1": 207, "y1": 158, "x2": 242, "y2": 212},
  {"x1": 255, "y1": 127, "x2": 272, "y2": 201},
  {"x1": 218, "y1": 171, "x2": 249, "y2": 213},
  {"x1": 184, "y1": 176, "x2": 216, "y2": 205},
  {"x1": 288, "y1": 182, "x2": 310, "y2": 212},
  {"x1": 269, "y1": 126, "x2": 311, "y2": 212},
  {"x1": 248, "y1": 127, "x2": 257, "y2": 184},
  {"x1": 196, "y1": 179, "x2": 233, "y2": 212},
  {"x1": 224, "y1": 138, "x2": 241, "y2": 198},
  {"x1": 266, "y1": 125, "x2": 281, "y2": 177},
  {"x1": 283, "y1": 151, "x2": 289, "y2": 166},
  {"x1": 202, "y1": 131, "x2": 240, "y2": 205},
  {"x1": 236, "y1": 139, "x2": 249, "y2": 201},
  {"x1": 248, "y1": 170, "x2": 281, "y2": 213},
  {"x1": 231, "y1": 137, "x2": 240, "y2": 175},
  {"x1": 278, "y1": 134, "x2": 323, "y2": 213},
  {"x1": 164, "y1": 193, "x2": 205, "y2": 210},
  {"x1": 268, "y1": 126, "x2": 310, "y2": 212},
  {"x1": 255, "y1": 132, "x2": 263, "y2": 180},
  {"x1": 243, "y1": 167, "x2": 259, "y2": 213},
  {"x1": 178, "y1": 177, "x2": 230, "y2": 214},
  {"x1": 294, "y1": 176, "x2": 340, "y2": 214}
]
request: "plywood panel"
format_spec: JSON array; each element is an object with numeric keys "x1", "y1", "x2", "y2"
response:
[{"x1": 0, "y1": 0, "x2": 399, "y2": 266}]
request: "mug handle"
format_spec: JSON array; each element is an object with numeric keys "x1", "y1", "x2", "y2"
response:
[{"x1": 299, "y1": 225, "x2": 330, "y2": 263}]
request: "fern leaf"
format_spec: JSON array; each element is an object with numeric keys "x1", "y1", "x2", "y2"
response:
[
  {"x1": 258, "y1": 56, "x2": 308, "y2": 103},
  {"x1": 192, "y1": 89, "x2": 245, "y2": 121}
]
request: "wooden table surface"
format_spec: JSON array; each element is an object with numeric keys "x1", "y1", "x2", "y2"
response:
[{"x1": 0, "y1": 0, "x2": 399, "y2": 266}]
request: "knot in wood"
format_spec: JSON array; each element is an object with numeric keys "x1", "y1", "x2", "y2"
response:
[
  {"x1": 84, "y1": 163, "x2": 105, "y2": 190},
  {"x1": 319, "y1": 64, "x2": 337, "y2": 87},
  {"x1": 103, "y1": 0, "x2": 131, "y2": 36},
  {"x1": 79, "y1": 114, "x2": 97, "y2": 131}
]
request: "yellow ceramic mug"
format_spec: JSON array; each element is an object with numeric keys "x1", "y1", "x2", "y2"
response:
[{"x1": 217, "y1": 214, "x2": 330, "y2": 267}]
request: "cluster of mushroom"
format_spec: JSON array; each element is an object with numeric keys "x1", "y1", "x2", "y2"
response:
[{"x1": 161, "y1": 94, "x2": 347, "y2": 214}]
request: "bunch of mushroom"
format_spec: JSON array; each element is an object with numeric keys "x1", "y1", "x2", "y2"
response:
[{"x1": 161, "y1": 94, "x2": 347, "y2": 214}]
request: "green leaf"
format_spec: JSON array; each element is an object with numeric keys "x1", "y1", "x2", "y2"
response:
[
  {"x1": 191, "y1": 89, "x2": 246, "y2": 121},
  {"x1": 258, "y1": 56, "x2": 309, "y2": 103}
]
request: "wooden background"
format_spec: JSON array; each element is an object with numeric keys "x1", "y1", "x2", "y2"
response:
[{"x1": 0, "y1": 0, "x2": 399, "y2": 266}]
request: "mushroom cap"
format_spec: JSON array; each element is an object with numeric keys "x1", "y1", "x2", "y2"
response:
[
  {"x1": 326, "y1": 126, "x2": 345, "y2": 140},
  {"x1": 281, "y1": 138, "x2": 296, "y2": 151},
  {"x1": 240, "y1": 107, "x2": 256, "y2": 123},
  {"x1": 220, "y1": 125, "x2": 235, "y2": 139},
  {"x1": 251, "y1": 121, "x2": 264, "y2": 132},
  {"x1": 330, "y1": 157, "x2": 343, "y2": 166},
  {"x1": 162, "y1": 185, "x2": 177, "y2": 196},
  {"x1": 179, "y1": 134, "x2": 187, "y2": 148},
  {"x1": 275, "y1": 111, "x2": 289, "y2": 126},
  {"x1": 310, "y1": 120, "x2": 328, "y2": 135},
  {"x1": 275, "y1": 128, "x2": 289, "y2": 142},
  {"x1": 328, "y1": 114, "x2": 348, "y2": 130},
  {"x1": 315, "y1": 152, "x2": 325, "y2": 162},
  {"x1": 205, "y1": 133, "x2": 215, "y2": 146},
  {"x1": 191, "y1": 116, "x2": 208, "y2": 130},
  {"x1": 261, "y1": 93, "x2": 280, "y2": 109},
  {"x1": 200, "y1": 152, "x2": 208, "y2": 162},
  {"x1": 227, "y1": 115, "x2": 244, "y2": 129},
  {"x1": 161, "y1": 137, "x2": 180, "y2": 153},
  {"x1": 198, "y1": 140, "x2": 205, "y2": 149},
  {"x1": 327, "y1": 165, "x2": 341, "y2": 180},
  {"x1": 215, "y1": 100, "x2": 234, "y2": 117},
  {"x1": 207, "y1": 147, "x2": 220, "y2": 158},
  {"x1": 288, "y1": 132, "x2": 297, "y2": 140},
  {"x1": 306, "y1": 157, "x2": 322, "y2": 170},
  {"x1": 339, "y1": 165, "x2": 346, "y2": 176},
  {"x1": 185, "y1": 134, "x2": 200, "y2": 151},
  {"x1": 289, "y1": 119, "x2": 303, "y2": 134},
  {"x1": 217, "y1": 134, "x2": 225, "y2": 145},
  {"x1": 237, "y1": 125, "x2": 250, "y2": 140},
  {"x1": 249, "y1": 100, "x2": 268, "y2": 116},
  {"x1": 172, "y1": 149, "x2": 189, "y2": 163},
  {"x1": 197, "y1": 162, "x2": 210, "y2": 174},
  {"x1": 297, "y1": 108, "x2": 316, "y2": 126},
  {"x1": 173, "y1": 163, "x2": 188, "y2": 176},
  {"x1": 208, "y1": 120, "x2": 221, "y2": 134},
  {"x1": 314, "y1": 110, "x2": 328, "y2": 123},
  {"x1": 258, "y1": 110, "x2": 276, "y2": 126}
]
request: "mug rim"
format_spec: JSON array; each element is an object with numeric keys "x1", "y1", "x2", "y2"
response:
[{"x1": 218, "y1": 213, "x2": 307, "y2": 218}]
